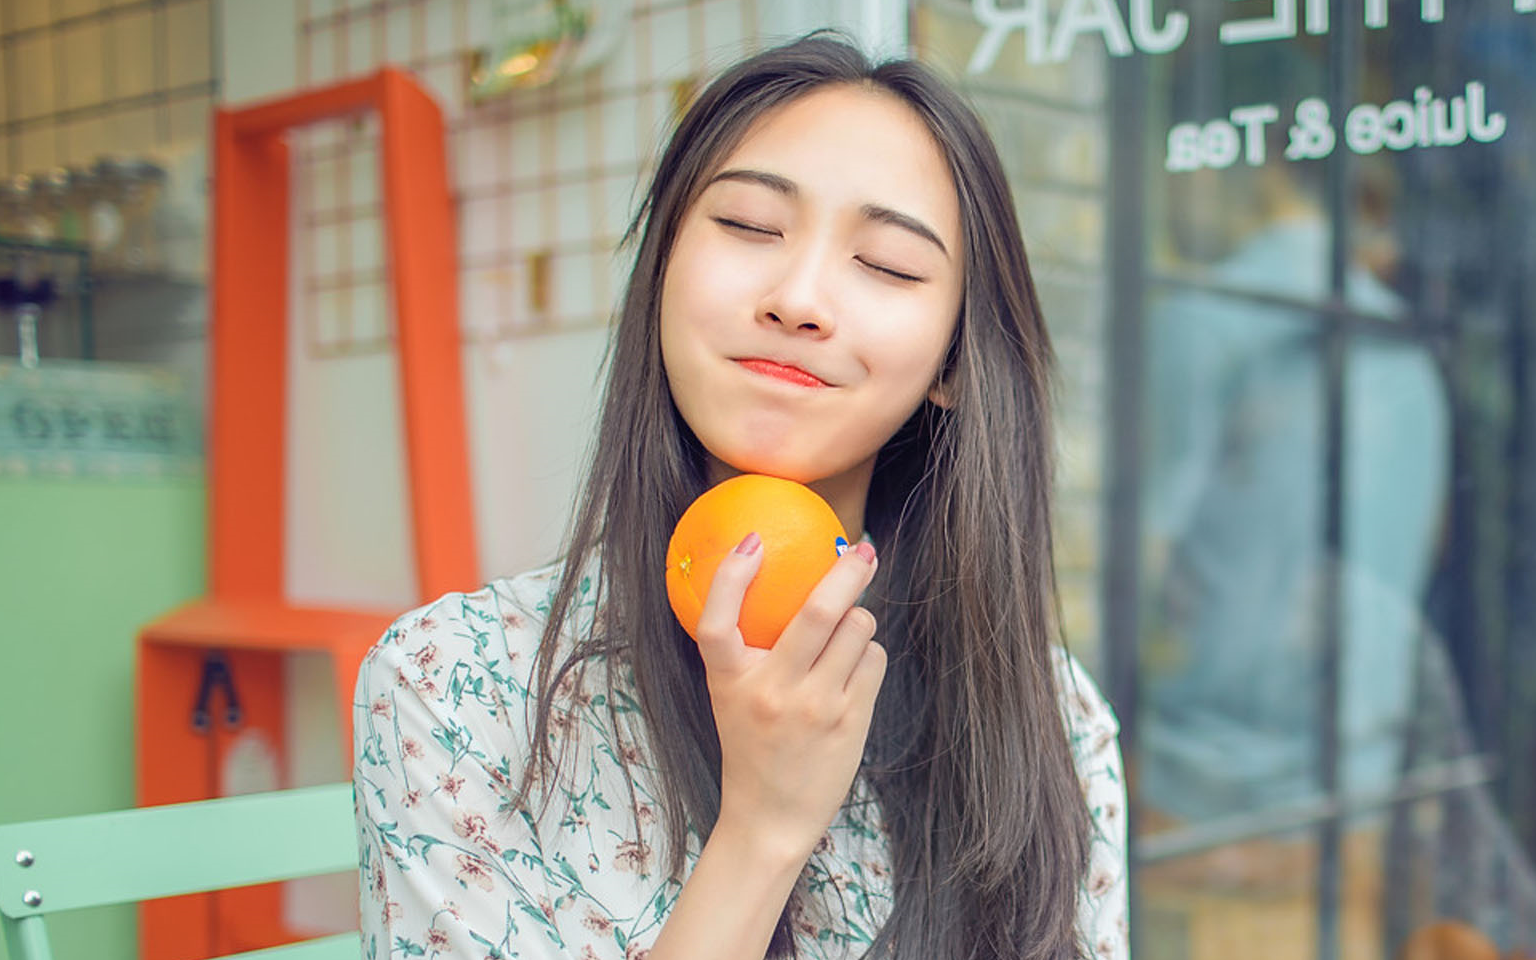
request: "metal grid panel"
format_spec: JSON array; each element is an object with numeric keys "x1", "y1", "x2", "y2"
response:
[
  {"x1": 0, "y1": 0, "x2": 217, "y2": 177},
  {"x1": 291, "y1": 0, "x2": 759, "y2": 357}
]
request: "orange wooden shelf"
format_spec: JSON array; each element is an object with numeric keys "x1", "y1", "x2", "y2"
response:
[{"x1": 142, "y1": 601, "x2": 398, "y2": 651}]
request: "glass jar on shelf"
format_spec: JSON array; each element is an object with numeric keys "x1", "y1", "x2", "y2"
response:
[
  {"x1": 38, "y1": 167, "x2": 93, "y2": 247},
  {"x1": 89, "y1": 158, "x2": 128, "y2": 274},
  {"x1": 64, "y1": 166, "x2": 99, "y2": 249},
  {"x1": 32, "y1": 168, "x2": 77, "y2": 244},
  {"x1": 2, "y1": 173, "x2": 94, "y2": 366},
  {"x1": 0, "y1": 177, "x2": 29, "y2": 240},
  {"x1": 94, "y1": 156, "x2": 167, "y2": 276},
  {"x1": 1, "y1": 178, "x2": 51, "y2": 368},
  {"x1": 5, "y1": 175, "x2": 56, "y2": 243}
]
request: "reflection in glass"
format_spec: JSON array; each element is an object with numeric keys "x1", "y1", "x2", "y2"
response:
[{"x1": 1133, "y1": 21, "x2": 1536, "y2": 957}]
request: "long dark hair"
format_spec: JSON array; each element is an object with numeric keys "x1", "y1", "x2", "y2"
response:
[{"x1": 520, "y1": 33, "x2": 1091, "y2": 960}]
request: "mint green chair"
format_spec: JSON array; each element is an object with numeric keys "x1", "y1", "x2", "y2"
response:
[{"x1": 0, "y1": 783, "x2": 359, "y2": 960}]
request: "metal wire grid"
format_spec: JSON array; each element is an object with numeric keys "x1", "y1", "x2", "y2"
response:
[
  {"x1": 291, "y1": 0, "x2": 760, "y2": 357},
  {"x1": 0, "y1": 0, "x2": 218, "y2": 178}
]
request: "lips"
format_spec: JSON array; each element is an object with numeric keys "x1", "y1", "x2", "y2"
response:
[{"x1": 737, "y1": 358, "x2": 830, "y2": 388}]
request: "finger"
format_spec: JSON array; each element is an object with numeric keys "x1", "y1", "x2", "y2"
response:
[
  {"x1": 772, "y1": 540, "x2": 879, "y2": 676},
  {"x1": 843, "y1": 639, "x2": 887, "y2": 713},
  {"x1": 693, "y1": 531, "x2": 764, "y2": 675},
  {"x1": 808, "y1": 605, "x2": 878, "y2": 693}
]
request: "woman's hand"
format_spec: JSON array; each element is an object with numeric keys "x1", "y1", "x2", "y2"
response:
[
  {"x1": 694, "y1": 531, "x2": 887, "y2": 864},
  {"x1": 647, "y1": 533, "x2": 885, "y2": 960}
]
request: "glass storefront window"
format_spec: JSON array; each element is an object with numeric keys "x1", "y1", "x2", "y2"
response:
[{"x1": 915, "y1": 2, "x2": 1536, "y2": 957}]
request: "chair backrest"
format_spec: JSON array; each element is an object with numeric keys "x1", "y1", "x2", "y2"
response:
[{"x1": 0, "y1": 783, "x2": 359, "y2": 960}]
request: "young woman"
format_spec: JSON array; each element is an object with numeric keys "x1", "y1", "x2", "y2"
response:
[{"x1": 354, "y1": 34, "x2": 1127, "y2": 960}]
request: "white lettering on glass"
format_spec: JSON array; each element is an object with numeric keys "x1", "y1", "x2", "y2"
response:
[
  {"x1": 968, "y1": 0, "x2": 1048, "y2": 73},
  {"x1": 1231, "y1": 104, "x2": 1281, "y2": 165},
  {"x1": 1165, "y1": 104, "x2": 1283, "y2": 171},
  {"x1": 1366, "y1": 0, "x2": 1447, "y2": 28},
  {"x1": 968, "y1": 0, "x2": 1184, "y2": 70},
  {"x1": 1049, "y1": 0, "x2": 1134, "y2": 62},
  {"x1": 1130, "y1": 0, "x2": 1189, "y2": 54},
  {"x1": 1467, "y1": 81, "x2": 1506, "y2": 141},
  {"x1": 1305, "y1": 0, "x2": 1329, "y2": 34},
  {"x1": 1285, "y1": 98, "x2": 1336, "y2": 159},
  {"x1": 1221, "y1": 0, "x2": 1296, "y2": 44},
  {"x1": 970, "y1": 0, "x2": 1533, "y2": 72},
  {"x1": 1343, "y1": 82, "x2": 1504, "y2": 154}
]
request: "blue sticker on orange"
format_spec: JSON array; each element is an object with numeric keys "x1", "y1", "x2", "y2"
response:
[{"x1": 835, "y1": 536, "x2": 850, "y2": 557}]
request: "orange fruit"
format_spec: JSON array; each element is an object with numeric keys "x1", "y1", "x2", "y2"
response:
[
  {"x1": 1399, "y1": 921, "x2": 1500, "y2": 960},
  {"x1": 666, "y1": 474, "x2": 849, "y2": 649}
]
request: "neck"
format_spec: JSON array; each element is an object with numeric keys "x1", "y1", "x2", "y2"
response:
[{"x1": 806, "y1": 461, "x2": 872, "y2": 541}]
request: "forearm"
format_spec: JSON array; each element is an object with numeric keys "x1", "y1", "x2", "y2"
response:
[
  {"x1": 651, "y1": 534, "x2": 883, "y2": 959},
  {"x1": 648, "y1": 816, "x2": 807, "y2": 960}
]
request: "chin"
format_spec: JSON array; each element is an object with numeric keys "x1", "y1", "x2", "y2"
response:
[
  {"x1": 729, "y1": 459, "x2": 818, "y2": 484},
  {"x1": 711, "y1": 446, "x2": 825, "y2": 486}
]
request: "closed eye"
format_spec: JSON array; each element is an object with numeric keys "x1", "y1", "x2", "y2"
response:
[
  {"x1": 857, "y1": 256, "x2": 925, "y2": 283},
  {"x1": 712, "y1": 216, "x2": 780, "y2": 237}
]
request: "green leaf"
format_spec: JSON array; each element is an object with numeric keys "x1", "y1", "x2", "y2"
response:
[
  {"x1": 518, "y1": 902, "x2": 550, "y2": 929},
  {"x1": 611, "y1": 688, "x2": 641, "y2": 714}
]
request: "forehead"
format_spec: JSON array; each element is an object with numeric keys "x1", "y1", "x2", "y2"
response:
[{"x1": 710, "y1": 85, "x2": 960, "y2": 237}]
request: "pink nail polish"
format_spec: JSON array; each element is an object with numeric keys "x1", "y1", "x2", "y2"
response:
[
  {"x1": 735, "y1": 531, "x2": 762, "y2": 555},
  {"x1": 854, "y1": 541, "x2": 876, "y2": 563}
]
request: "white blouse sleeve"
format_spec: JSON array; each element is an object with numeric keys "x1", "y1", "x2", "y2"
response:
[
  {"x1": 353, "y1": 601, "x2": 572, "y2": 960},
  {"x1": 1057, "y1": 650, "x2": 1131, "y2": 960}
]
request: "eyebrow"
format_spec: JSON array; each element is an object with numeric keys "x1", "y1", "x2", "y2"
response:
[{"x1": 707, "y1": 167, "x2": 950, "y2": 259}]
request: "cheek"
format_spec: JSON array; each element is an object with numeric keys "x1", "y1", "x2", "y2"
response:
[
  {"x1": 661, "y1": 228, "x2": 749, "y2": 347},
  {"x1": 659, "y1": 235, "x2": 712, "y2": 359},
  {"x1": 866, "y1": 306, "x2": 957, "y2": 400},
  {"x1": 660, "y1": 240, "x2": 741, "y2": 407}
]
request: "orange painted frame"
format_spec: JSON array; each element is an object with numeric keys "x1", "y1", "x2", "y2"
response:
[
  {"x1": 208, "y1": 67, "x2": 477, "y2": 604},
  {"x1": 136, "y1": 68, "x2": 477, "y2": 960}
]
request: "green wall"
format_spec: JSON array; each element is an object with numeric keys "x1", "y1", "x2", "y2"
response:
[{"x1": 0, "y1": 475, "x2": 206, "y2": 960}]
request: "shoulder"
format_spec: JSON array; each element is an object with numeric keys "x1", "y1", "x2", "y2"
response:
[
  {"x1": 1050, "y1": 646, "x2": 1120, "y2": 754},
  {"x1": 357, "y1": 561, "x2": 587, "y2": 739},
  {"x1": 373, "y1": 561, "x2": 564, "y2": 663},
  {"x1": 353, "y1": 559, "x2": 607, "y2": 816},
  {"x1": 1049, "y1": 647, "x2": 1126, "y2": 823}
]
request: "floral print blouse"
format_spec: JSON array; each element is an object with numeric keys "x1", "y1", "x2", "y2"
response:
[{"x1": 353, "y1": 563, "x2": 1129, "y2": 960}]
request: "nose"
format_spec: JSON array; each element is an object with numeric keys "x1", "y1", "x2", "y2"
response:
[{"x1": 758, "y1": 241, "x2": 835, "y2": 338}]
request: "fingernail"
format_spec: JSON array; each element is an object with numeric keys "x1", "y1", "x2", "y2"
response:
[
  {"x1": 854, "y1": 541, "x2": 876, "y2": 564},
  {"x1": 735, "y1": 531, "x2": 761, "y2": 555}
]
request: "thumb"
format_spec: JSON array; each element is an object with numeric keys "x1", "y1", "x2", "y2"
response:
[{"x1": 692, "y1": 531, "x2": 764, "y2": 676}]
